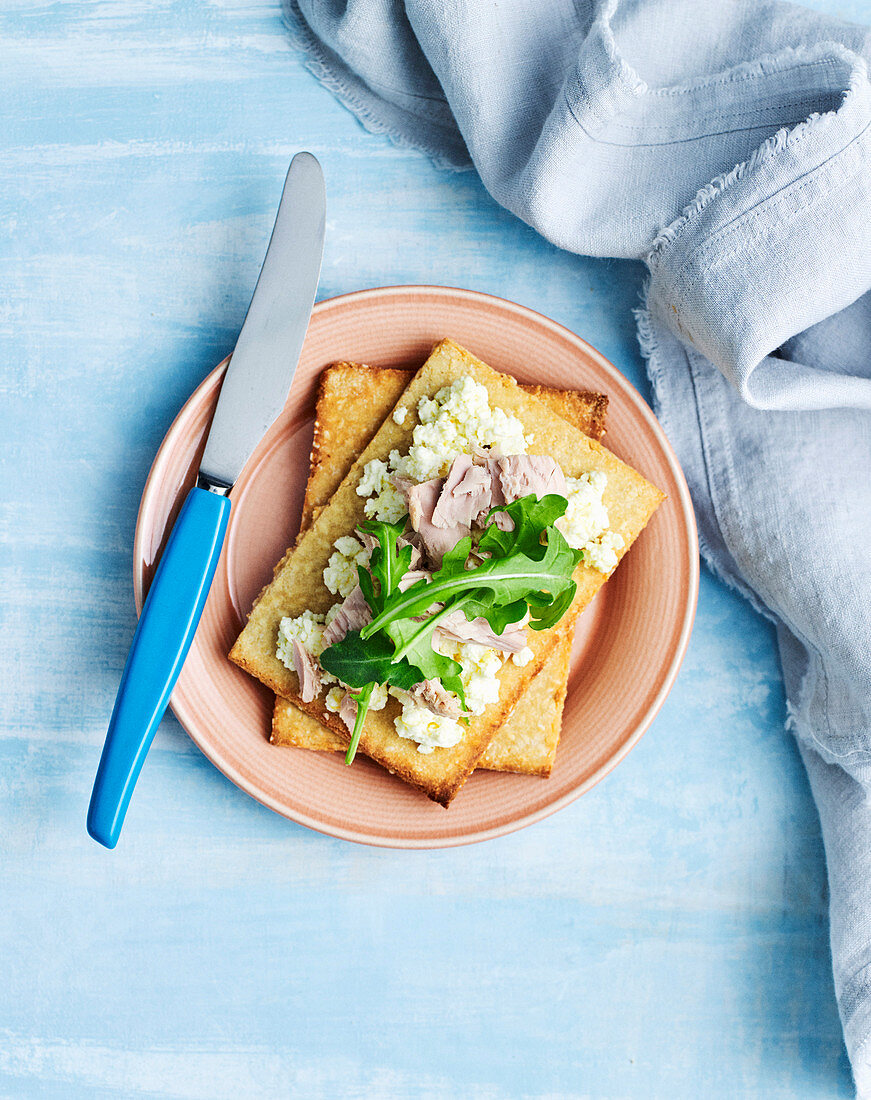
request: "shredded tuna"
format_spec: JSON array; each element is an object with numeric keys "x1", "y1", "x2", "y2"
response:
[
  {"x1": 471, "y1": 453, "x2": 567, "y2": 529},
  {"x1": 434, "y1": 609, "x2": 527, "y2": 653},
  {"x1": 471, "y1": 456, "x2": 510, "y2": 528},
  {"x1": 291, "y1": 640, "x2": 321, "y2": 703},
  {"x1": 407, "y1": 477, "x2": 469, "y2": 568},
  {"x1": 338, "y1": 692, "x2": 357, "y2": 733},
  {"x1": 407, "y1": 477, "x2": 440, "y2": 528},
  {"x1": 473, "y1": 456, "x2": 506, "y2": 505},
  {"x1": 408, "y1": 679, "x2": 467, "y2": 719},
  {"x1": 398, "y1": 569, "x2": 432, "y2": 592},
  {"x1": 397, "y1": 532, "x2": 424, "y2": 570},
  {"x1": 354, "y1": 527, "x2": 379, "y2": 557},
  {"x1": 432, "y1": 455, "x2": 492, "y2": 529},
  {"x1": 322, "y1": 585, "x2": 372, "y2": 647},
  {"x1": 495, "y1": 454, "x2": 567, "y2": 503}
]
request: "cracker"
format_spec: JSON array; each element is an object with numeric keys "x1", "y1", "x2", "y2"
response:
[
  {"x1": 230, "y1": 339, "x2": 664, "y2": 805},
  {"x1": 477, "y1": 626, "x2": 573, "y2": 775},
  {"x1": 274, "y1": 363, "x2": 608, "y2": 776}
]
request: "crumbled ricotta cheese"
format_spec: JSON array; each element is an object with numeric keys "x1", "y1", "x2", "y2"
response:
[
  {"x1": 458, "y1": 643, "x2": 503, "y2": 715},
  {"x1": 355, "y1": 458, "x2": 407, "y2": 523},
  {"x1": 323, "y1": 534, "x2": 369, "y2": 597},
  {"x1": 326, "y1": 683, "x2": 389, "y2": 715},
  {"x1": 325, "y1": 686, "x2": 344, "y2": 713},
  {"x1": 359, "y1": 375, "x2": 532, "y2": 498},
  {"x1": 276, "y1": 610, "x2": 327, "y2": 667},
  {"x1": 434, "y1": 636, "x2": 504, "y2": 717},
  {"x1": 392, "y1": 693, "x2": 464, "y2": 754},
  {"x1": 556, "y1": 470, "x2": 625, "y2": 574},
  {"x1": 369, "y1": 683, "x2": 389, "y2": 710},
  {"x1": 512, "y1": 646, "x2": 534, "y2": 667},
  {"x1": 584, "y1": 530, "x2": 625, "y2": 574},
  {"x1": 392, "y1": 405, "x2": 408, "y2": 426}
]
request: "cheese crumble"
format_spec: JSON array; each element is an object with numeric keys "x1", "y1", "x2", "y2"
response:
[
  {"x1": 323, "y1": 534, "x2": 370, "y2": 597},
  {"x1": 556, "y1": 471, "x2": 625, "y2": 574},
  {"x1": 435, "y1": 635, "x2": 504, "y2": 717},
  {"x1": 325, "y1": 686, "x2": 345, "y2": 713},
  {"x1": 512, "y1": 646, "x2": 534, "y2": 668},
  {"x1": 392, "y1": 692, "x2": 464, "y2": 754},
  {"x1": 357, "y1": 376, "x2": 531, "y2": 503},
  {"x1": 354, "y1": 458, "x2": 407, "y2": 524},
  {"x1": 276, "y1": 610, "x2": 327, "y2": 663}
]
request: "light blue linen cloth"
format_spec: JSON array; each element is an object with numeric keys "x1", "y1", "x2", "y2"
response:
[{"x1": 284, "y1": 0, "x2": 871, "y2": 1087}]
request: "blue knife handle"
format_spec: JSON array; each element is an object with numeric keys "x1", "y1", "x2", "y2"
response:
[{"x1": 87, "y1": 487, "x2": 231, "y2": 849}]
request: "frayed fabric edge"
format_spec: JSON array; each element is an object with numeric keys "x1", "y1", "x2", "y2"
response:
[
  {"x1": 633, "y1": 292, "x2": 775, "y2": 625},
  {"x1": 645, "y1": 43, "x2": 868, "y2": 265},
  {"x1": 636, "y1": 296, "x2": 811, "y2": 742},
  {"x1": 281, "y1": 1, "x2": 471, "y2": 174},
  {"x1": 635, "y1": 294, "x2": 871, "y2": 772}
]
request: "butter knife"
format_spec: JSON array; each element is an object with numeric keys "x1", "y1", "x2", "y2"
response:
[{"x1": 88, "y1": 152, "x2": 326, "y2": 848}]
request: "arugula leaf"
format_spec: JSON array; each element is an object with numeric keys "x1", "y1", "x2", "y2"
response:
[
  {"x1": 439, "y1": 672, "x2": 467, "y2": 708},
  {"x1": 358, "y1": 517, "x2": 412, "y2": 612},
  {"x1": 437, "y1": 534, "x2": 473, "y2": 577},
  {"x1": 455, "y1": 591, "x2": 528, "y2": 635},
  {"x1": 320, "y1": 629, "x2": 423, "y2": 691},
  {"x1": 357, "y1": 563, "x2": 377, "y2": 612},
  {"x1": 361, "y1": 528, "x2": 579, "y2": 639},
  {"x1": 384, "y1": 608, "x2": 467, "y2": 709},
  {"x1": 527, "y1": 578, "x2": 577, "y2": 630},
  {"x1": 386, "y1": 615, "x2": 462, "y2": 680},
  {"x1": 478, "y1": 494, "x2": 569, "y2": 558}
]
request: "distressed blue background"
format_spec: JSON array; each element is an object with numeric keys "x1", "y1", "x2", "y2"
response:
[{"x1": 2, "y1": 1, "x2": 866, "y2": 1096}]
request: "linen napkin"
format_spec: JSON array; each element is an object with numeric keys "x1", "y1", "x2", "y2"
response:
[{"x1": 284, "y1": 0, "x2": 871, "y2": 1087}]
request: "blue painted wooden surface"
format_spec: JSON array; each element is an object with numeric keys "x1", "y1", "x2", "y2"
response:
[{"x1": 2, "y1": 2, "x2": 864, "y2": 1096}]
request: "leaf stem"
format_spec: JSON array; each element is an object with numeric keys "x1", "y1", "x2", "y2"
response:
[{"x1": 344, "y1": 682, "x2": 374, "y2": 765}]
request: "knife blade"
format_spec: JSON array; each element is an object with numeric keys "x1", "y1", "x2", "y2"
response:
[
  {"x1": 87, "y1": 153, "x2": 325, "y2": 849},
  {"x1": 199, "y1": 151, "x2": 325, "y2": 490}
]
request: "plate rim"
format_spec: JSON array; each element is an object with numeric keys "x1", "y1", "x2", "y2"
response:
[{"x1": 134, "y1": 284, "x2": 699, "y2": 849}]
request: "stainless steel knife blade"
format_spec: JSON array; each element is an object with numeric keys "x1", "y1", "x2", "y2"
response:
[{"x1": 198, "y1": 151, "x2": 325, "y2": 490}]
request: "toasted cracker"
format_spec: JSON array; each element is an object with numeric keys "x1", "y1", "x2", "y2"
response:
[
  {"x1": 275, "y1": 363, "x2": 608, "y2": 776},
  {"x1": 478, "y1": 627, "x2": 573, "y2": 775},
  {"x1": 230, "y1": 339, "x2": 664, "y2": 805}
]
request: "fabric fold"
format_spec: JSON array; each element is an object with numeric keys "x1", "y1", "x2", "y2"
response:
[{"x1": 646, "y1": 46, "x2": 871, "y2": 408}]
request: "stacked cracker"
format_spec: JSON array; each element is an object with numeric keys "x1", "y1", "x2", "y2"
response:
[
  {"x1": 231, "y1": 340, "x2": 664, "y2": 805},
  {"x1": 273, "y1": 363, "x2": 607, "y2": 776}
]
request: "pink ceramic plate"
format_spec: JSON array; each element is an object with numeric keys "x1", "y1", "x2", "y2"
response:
[{"x1": 134, "y1": 286, "x2": 698, "y2": 848}]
